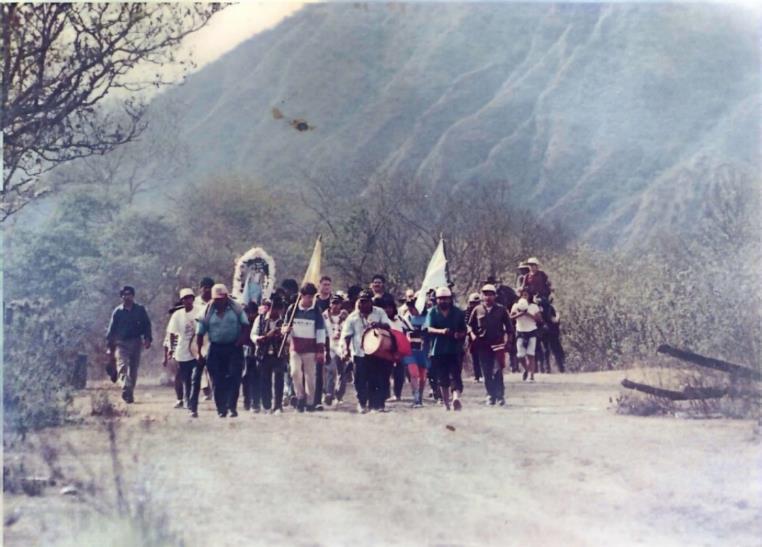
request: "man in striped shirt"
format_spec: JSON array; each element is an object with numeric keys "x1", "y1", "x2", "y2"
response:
[{"x1": 282, "y1": 283, "x2": 327, "y2": 412}]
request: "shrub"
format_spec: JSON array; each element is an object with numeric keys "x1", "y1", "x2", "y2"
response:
[{"x1": 3, "y1": 300, "x2": 75, "y2": 435}]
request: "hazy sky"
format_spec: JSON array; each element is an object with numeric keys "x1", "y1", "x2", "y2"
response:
[{"x1": 179, "y1": 1, "x2": 308, "y2": 71}]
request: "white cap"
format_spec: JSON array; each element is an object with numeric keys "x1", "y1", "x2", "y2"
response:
[
  {"x1": 516, "y1": 298, "x2": 529, "y2": 311},
  {"x1": 526, "y1": 257, "x2": 540, "y2": 266},
  {"x1": 211, "y1": 283, "x2": 229, "y2": 299},
  {"x1": 481, "y1": 284, "x2": 497, "y2": 293},
  {"x1": 468, "y1": 292, "x2": 481, "y2": 303},
  {"x1": 179, "y1": 288, "x2": 195, "y2": 299},
  {"x1": 435, "y1": 286, "x2": 452, "y2": 298}
]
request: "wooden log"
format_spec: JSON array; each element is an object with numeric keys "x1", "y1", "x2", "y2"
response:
[
  {"x1": 621, "y1": 379, "x2": 727, "y2": 401},
  {"x1": 657, "y1": 345, "x2": 761, "y2": 381}
]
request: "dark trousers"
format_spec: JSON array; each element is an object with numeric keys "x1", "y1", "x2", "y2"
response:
[
  {"x1": 478, "y1": 349, "x2": 505, "y2": 402},
  {"x1": 470, "y1": 349, "x2": 482, "y2": 380},
  {"x1": 547, "y1": 333, "x2": 566, "y2": 372},
  {"x1": 189, "y1": 360, "x2": 205, "y2": 413},
  {"x1": 206, "y1": 343, "x2": 244, "y2": 415},
  {"x1": 242, "y1": 355, "x2": 260, "y2": 409},
  {"x1": 430, "y1": 354, "x2": 463, "y2": 393},
  {"x1": 428, "y1": 368, "x2": 440, "y2": 400},
  {"x1": 336, "y1": 358, "x2": 351, "y2": 401},
  {"x1": 354, "y1": 356, "x2": 370, "y2": 408},
  {"x1": 314, "y1": 360, "x2": 324, "y2": 406},
  {"x1": 174, "y1": 365, "x2": 183, "y2": 401},
  {"x1": 354, "y1": 356, "x2": 388, "y2": 409},
  {"x1": 258, "y1": 355, "x2": 286, "y2": 411},
  {"x1": 392, "y1": 361, "x2": 406, "y2": 399},
  {"x1": 177, "y1": 360, "x2": 195, "y2": 405},
  {"x1": 369, "y1": 358, "x2": 391, "y2": 410}
]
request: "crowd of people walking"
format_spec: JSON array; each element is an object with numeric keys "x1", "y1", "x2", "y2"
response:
[{"x1": 105, "y1": 258, "x2": 566, "y2": 417}]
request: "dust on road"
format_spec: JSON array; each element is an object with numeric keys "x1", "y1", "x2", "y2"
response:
[{"x1": 4, "y1": 371, "x2": 761, "y2": 546}]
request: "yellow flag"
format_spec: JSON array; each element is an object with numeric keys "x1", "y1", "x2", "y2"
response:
[{"x1": 302, "y1": 235, "x2": 322, "y2": 286}]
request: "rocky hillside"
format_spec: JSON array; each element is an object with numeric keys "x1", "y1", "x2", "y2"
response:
[{"x1": 151, "y1": 2, "x2": 760, "y2": 248}]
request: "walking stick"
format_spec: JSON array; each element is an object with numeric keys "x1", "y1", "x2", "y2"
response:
[{"x1": 277, "y1": 294, "x2": 301, "y2": 358}]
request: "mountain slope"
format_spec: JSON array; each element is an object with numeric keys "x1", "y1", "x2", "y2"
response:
[{"x1": 151, "y1": 2, "x2": 761, "y2": 248}]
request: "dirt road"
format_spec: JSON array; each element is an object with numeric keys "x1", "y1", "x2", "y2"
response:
[{"x1": 4, "y1": 370, "x2": 761, "y2": 546}]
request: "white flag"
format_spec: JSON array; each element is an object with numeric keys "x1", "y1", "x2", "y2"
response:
[{"x1": 415, "y1": 238, "x2": 449, "y2": 313}]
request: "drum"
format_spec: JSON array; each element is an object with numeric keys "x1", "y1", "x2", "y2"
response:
[{"x1": 362, "y1": 328, "x2": 395, "y2": 361}]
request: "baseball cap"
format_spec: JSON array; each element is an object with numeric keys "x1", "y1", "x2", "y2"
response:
[
  {"x1": 481, "y1": 284, "x2": 497, "y2": 293},
  {"x1": 211, "y1": 283, "x2": 229, "y2": 299},
  {"x1": 435, "y1": 286, "x2": 452, "y2": 298},
  {"x1": 468, "y1": 292, "x2": 481, "y2": 303}
]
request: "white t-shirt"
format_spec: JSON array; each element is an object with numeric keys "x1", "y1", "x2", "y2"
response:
[
  {"x1": 511, "y1": 302, "x2": 541, "y2": 333},
  {"x1": 167, "y1": 307, "x2": 199, "y2": 362},
  {"x1": 323, "y1": 310, "x2": 345, "y2": 358}
]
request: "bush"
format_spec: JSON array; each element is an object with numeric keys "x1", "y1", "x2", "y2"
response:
[{"x1": 3, "y1": 300, "x2": 75, "y2": 435}]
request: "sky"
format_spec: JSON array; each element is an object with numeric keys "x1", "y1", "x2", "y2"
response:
[{"x1": 178, "y1": 1, "x2": 308, "y2": 72}]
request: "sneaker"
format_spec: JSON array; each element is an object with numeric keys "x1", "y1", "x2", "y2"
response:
[
  {"x1": 251, "y1": 407, "x2": 261, "y2": 414},
  {"x1": 297, "y1": 399, "x2": 306, "y2": 413},
  {"x1": 229, "y1": 410, "x2": 238, "y2": 418},
  {"x1": 203, "y1": 395, "x2": 211, "y2": 401},
  {"x1": 444, "y1": 404, "x2": 451, "y2": 411},
  {"x1": 218, "y1": 412, "x2": 227, "y2": 418},
  {"x1": 190, "y1": 411, "x2": 198, "y2": 418},
  {"x1": 324, "y1": 395, "x2": 333, "y2": 406},
  {"x1": 314, "y1": 404, "x2": 324, "y2": 411},
  {"x1": 272, "y1": 408, "x2": 282, "y2": 415},
  {"x1": 290, "y1": 395, "x2": 298, "y2": 408},
  {"x1": 453, "y1": 399, "x2": 462, "y2": 411},
  {"x1": 414, "y1": 402, "x2": 423, "y2": 408},
  {"x1": 173, "y1": 400, "x2": 184, "y2": 409},
  {"x1": 306, "y1": 405, "x2": 316, "y2": 413},
  {"x1": 522, "y1": 370, "x2": 528, "y2": 381}
]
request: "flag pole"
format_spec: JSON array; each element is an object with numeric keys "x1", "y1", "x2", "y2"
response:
[{"x1": 277, "y1": 234, "x2": 322, "y2": 358}]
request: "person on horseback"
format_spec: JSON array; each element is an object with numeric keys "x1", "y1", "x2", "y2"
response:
[{"x1": 523, "y1": 257, "x2": 553, "y2": 324}]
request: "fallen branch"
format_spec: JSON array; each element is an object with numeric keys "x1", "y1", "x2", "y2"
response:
[
  {"x1": 621, "y1": 379, "x2": 727, "y2": 401},
  {"x1": 657, "y1": 345, "x2": 761, "y2": 381}
]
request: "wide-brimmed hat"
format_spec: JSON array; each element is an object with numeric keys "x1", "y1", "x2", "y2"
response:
[
  {"x1": 526, "y1": 257, "x2": 540, "y2": 266},
  {"x1": 179, "y1": 288, "x2": 195, "y2": 299}
]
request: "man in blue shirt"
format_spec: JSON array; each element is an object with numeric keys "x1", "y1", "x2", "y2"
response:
[
  {"x1": 196, "y1": 284, "x2": 249, "y2": 417},
  {"x1": 106, "y1": 285, "x2": 152, "y2": 403},
  {"x1": 424, "y1": 286, "x2": 467, "y2": 411}
]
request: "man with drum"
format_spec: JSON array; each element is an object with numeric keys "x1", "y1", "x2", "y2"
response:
[{"x1": 341, "y1": 290, "x2": 390, "y2": 413}]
